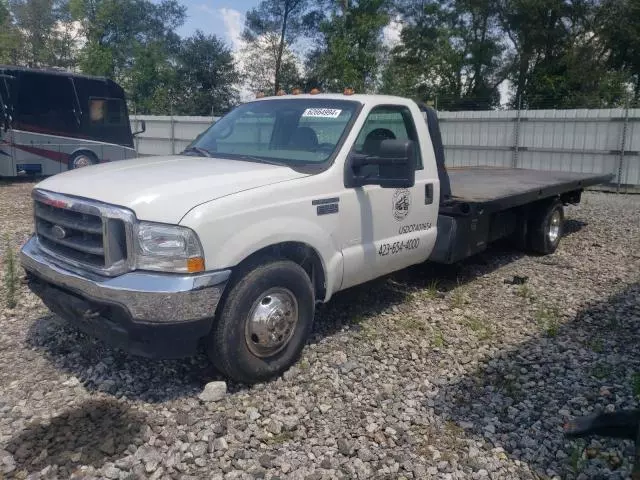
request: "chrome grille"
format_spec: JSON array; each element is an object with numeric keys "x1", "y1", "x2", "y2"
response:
[{"x1": 33, "y1": 189, "x2": 135, "y2": 276}]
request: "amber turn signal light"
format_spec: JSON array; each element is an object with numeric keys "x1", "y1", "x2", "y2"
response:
[{"x1": 187, "y1": 257, "x2": 205, "y2": 273}]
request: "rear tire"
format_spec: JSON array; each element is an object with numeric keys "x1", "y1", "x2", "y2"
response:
[
  {"x1": 207, "y1": 258, "x2": 315, "y2": 384},
  {"x1": 69, "y1": 151, "x2": 98, "y2": 170},
  {"x1": 528, "y1": 199, "x2": 564, "y2": 254}
]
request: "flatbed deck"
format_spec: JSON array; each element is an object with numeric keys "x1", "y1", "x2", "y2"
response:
[
  {"x1": 431, "y1": 166, "x2": 613, "y2": 264},
  {"x1": 441, "y1": 167, "x2": 613, "y2": 214}
]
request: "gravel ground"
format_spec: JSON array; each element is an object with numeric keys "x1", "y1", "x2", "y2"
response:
[{"x1": 1, "y1": 180, "x2": 639, "y2": 480}]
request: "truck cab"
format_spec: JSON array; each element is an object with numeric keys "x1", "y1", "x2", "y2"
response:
[{"x1": 19, "y1": 93, "x2": 611, "y2": 384}]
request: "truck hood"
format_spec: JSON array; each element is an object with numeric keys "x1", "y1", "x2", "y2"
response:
[{"x1": 34, "y1": 155, "x2": 311, "y2": 223}]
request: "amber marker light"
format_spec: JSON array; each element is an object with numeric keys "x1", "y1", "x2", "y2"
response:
[{"x1": 187, "y1": 257, "x2": 205, "y2": 273}]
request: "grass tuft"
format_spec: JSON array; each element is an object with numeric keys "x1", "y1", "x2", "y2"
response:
[
  {"x1": 3, "y1": 234, "x2": 18, "y2": 309},
  {"x1": 534, "y1": 305, "x2": 560, "y2": 337}
]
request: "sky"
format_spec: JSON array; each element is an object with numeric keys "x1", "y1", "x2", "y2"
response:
[{"x1": 176, "y1": 1, "x2": 250, "y2": 50}]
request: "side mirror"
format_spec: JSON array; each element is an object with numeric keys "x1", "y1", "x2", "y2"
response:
[
  {"x1": 345, "y1": 139, "x2": 417, "y2": 189},
  {"x1": 133, "y1": 119, "x2": 146, "y2": 136}
]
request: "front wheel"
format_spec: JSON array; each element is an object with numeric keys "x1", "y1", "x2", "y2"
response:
[
  {"x1": 207, "y1": 259, "x2": 315, "y2": 384},
  {"x1": 69, "y1": 151, "x2": 97, "y2": 170}
]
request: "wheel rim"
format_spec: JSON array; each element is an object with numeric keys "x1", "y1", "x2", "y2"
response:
[
  {"x1": 245, "y1": 287, "x2": 298, "y2": 358},
  {"x1": 548, "y1": 210, "x2": 561, "y2": 243},
  {"x1": 73, "y1": 155, "x2": 92, "y2": 168}
]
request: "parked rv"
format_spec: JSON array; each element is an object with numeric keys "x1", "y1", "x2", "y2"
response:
[{"x1": 0, "y1": 66, "x2": 144, "y2": 177}]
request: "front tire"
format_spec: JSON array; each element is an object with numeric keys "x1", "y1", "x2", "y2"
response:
[
  {"x1": 69, "y1": 151, "x2": 97, "y2": 170},
  {"x1": 207, "y1": 259, "x2": 315, "y2": 384},
  {"x1": 528, "y1": 199, "x2": 564, "y2": 254}
]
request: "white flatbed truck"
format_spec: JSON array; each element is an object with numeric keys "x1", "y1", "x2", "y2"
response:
[{"x1": 20, "y1": 93, "x2": 612, "y2": 383}]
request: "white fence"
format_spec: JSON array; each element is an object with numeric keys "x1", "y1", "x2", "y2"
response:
[{"x1": 131, "y1": 107, "x2": 640, "y2": 192}]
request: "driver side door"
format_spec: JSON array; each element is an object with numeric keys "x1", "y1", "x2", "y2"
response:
[{"x1": 338, "y1": 105, "x2": 436, "y2": 290}]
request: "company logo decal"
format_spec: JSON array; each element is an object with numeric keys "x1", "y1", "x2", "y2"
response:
[{"x1": 392, "y1": 188, "x2": 411, "y2": 221}]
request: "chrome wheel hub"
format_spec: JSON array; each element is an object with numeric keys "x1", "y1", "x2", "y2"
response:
[
  {"x1": 74, "y1": 156, "x2": 91, "y2": 168},
  {"x1": 548, "y1": 210, "x2": 561, "y2": 243},
  {"x1": 245, "y1": 288, "x2": 298, "y2": 358}
]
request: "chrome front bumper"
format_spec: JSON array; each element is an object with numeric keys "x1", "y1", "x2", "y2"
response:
[{"x1": 20, "y1": 236, "x2": 230, "y2": 324}]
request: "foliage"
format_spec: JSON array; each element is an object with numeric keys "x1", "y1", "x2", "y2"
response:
[
  {"x1": 6, "y1": 0, "x2": 79, "y2": 67},
  {"x1": 1, "y1": 0, "x2": 638, "y2": 113},
  {"x1": 306, "y1": 0, "x2": 390, "y2": 93},
  {"x1": 3, "y1": 234, "x2": 17, "y2": 310},
  {"x1": 173, "y1": 31, "x2": 239, "y2": 116},
  {"x1": 0, "y1": 0, "x2": 22, "y2": 64},
  {"x1": 381, "y1": 0, "x2": 506, "y2": 109},
  {"x1": 239, "y1": 32, "x2": 302, "y2": 95},
  {"x1": 243, "y1": 0, "x2": 312, "y2": 94},
  {"x1": 70, "y1": 0, "x2": 185, "y2": 79}
]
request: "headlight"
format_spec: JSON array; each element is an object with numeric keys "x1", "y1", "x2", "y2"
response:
[{"x1": 135, "y1": 222, "x2": 205, "y2": 273}]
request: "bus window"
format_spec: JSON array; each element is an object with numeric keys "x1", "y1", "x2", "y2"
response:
[
  {"x1": 89, "y1": 97, "x2": 126, "y2": 126},
  {"x1": 14, "y1": 73, "x2": 78, "y2": 135}
]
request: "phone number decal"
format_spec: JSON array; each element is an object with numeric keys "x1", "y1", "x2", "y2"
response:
[{"x1": 378, "y1": 238, "x2": 420, "y2": 256}]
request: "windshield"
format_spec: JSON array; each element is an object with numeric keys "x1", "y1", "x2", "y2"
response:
[{"x1": 187, "y1": 98, "x2": 360, "y2": 165}]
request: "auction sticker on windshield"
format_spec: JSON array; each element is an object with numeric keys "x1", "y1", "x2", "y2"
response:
[{"x1": 302, "y1": 108, "x2": 343, "y2": 118}]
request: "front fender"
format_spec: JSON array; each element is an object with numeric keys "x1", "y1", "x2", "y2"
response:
[{"x1": 183, "y1": 213, "x2": 344, "y2": 302}]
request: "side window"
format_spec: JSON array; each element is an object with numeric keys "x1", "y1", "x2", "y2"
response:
[
  {"x1": 89, "y1": 98, "x2": 126, "y2": 126},
  {"x1": 353, "y1": 105, "x2": 423, "y2": 169},
  {"x1": 15, "y1": 73, "x2": 78, "y2": 134}
]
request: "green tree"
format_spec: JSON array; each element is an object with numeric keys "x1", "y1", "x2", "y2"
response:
[
  {"x1": 7, "y1": 0, "x2": 78, "y2": 67},
  {"x1": 172, "y1": 31, "x2": 240, "y2": 116},
  {"x1": 0, "y1": 0, "x2": 22, "y2": 64},
  {"x1": 243, "y1": 0, "x2": 312, "y2": 94},
  {"x1": 381, "y1": 0, "x2": 505, "y2": 110},
  {"x1": 598, "y1": 0, "x2": 640, "y2": 102},
  {"x1": 498, "y1": 0, "x2": 626, "y2": 108},
  {"x1": 239, "y1": 32, "x2": 302, "y2": 94},
  {"x1": 70, "y1": 0, "x2": 185, "y2": 79},
  {"x1": 307, "y1": 0, "x2": 390, "y2": 93}
]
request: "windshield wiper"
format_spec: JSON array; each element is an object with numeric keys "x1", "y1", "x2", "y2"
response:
[{"x1": 181, "y1": 146, "x2": 213, "y2": 158}]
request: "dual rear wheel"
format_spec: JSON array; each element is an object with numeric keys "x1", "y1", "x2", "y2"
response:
[{"x1": 527, "y1": 198, "x2": 565, "y2": 254}]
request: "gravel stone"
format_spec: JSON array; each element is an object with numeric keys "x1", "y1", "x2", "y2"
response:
[
  {"x1": 1, "y1": 184, "x2": 638, "y2": 479},
  {"x1": 198, "y1": 381, "x2": 227, "y2": 402}
]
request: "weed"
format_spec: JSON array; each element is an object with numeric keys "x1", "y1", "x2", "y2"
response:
[
  {"x1": 265, "y1": 431, "x2": 293, "y2": 444},
  {"x1": 432, "y1": 327, "x2": 445, "y2": 347},
  {"x1": 569, "y1": 440, "x2": 587, "y2": 473},
  {"x1": 351, "y1": 314, "x2": 378, "y2": 339},
  {"x1": 587, "y1": 338, "x2": 604, "y2": 353},
  {"x1": 592, "y1": 363, "x2": 612, "y2": 380},
  {"x1": 534, "y1": 305, "x2": 560, "y2": 337},
  {"x1": 464, "y1": 315, "x2": 493, "y2": 340},
  {"x1": 3, "y1": 234, "x2": 17, "y2": 309},
  {"x1": 397, "y1": 315, "x2": 427, "y2": 333},
  {"x1": 450, "y1": 289, "x2": 465, "y2": 308},
  {"x1": 424, "y1": 280, "x2": 440, "y2": 299},
  {"x1": 497, "y1": 376, "x2": 523, "y2": 401},
  {"x1": 516, "y1": 284, "x2": 535, "y2": 300},
  {"x1": 632, "y1": 373, "x2": 640, "y2": 399}
]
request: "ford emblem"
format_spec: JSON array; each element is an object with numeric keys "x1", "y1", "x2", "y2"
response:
[{"x1": 51, "y1": 225, "x2": 67, "y2": 240}]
